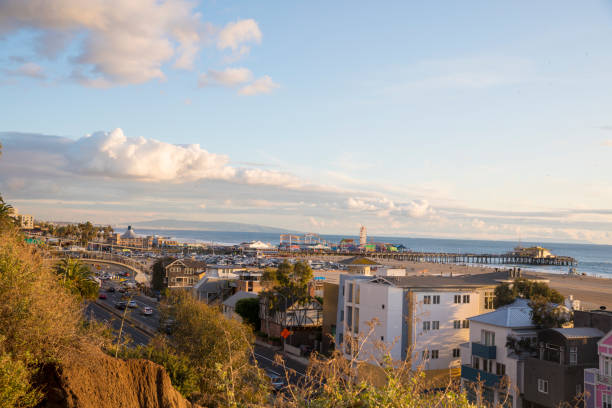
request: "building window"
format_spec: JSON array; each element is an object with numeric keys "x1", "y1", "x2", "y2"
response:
[
  {"x1": 423, "y1": 295, "x2": 431, "y2": 304},
  {"x1": 463, "y1": 294, "x2": 470, "y2": 303},
  {"x1": 348, "y1": 283, "x2": 353, "y2": 303},
  {"x1": 355, "y1": 285, "x2": 360, "y2": 304},
  {"x1": 472, "y1": 356, "x2": 480, "y2": 370},
  {"x1": 569, "y1": 346, "x2": 577, "y2": 365},
  {"x1": 433, "y1": 295, "x2": 440, "y2": 304},
  {"x1": 346, "y1": 306, "x2": 352, "y2": 329},
  {"x1": 382, "y1": 304, "x2": 385, "y2": 309},
  {"x1": 340, "y1": 310, "x2": 344, "y2": 322},
  {"x1": 602, "y1": 394, "x2": 612, "y2": 408},
  {"x1": 481, "y1": 329, "x2": 495, "y2": 346},
  {"x1": 354, "y1": 308, "x2": 359, "y2": 334},
  {"x1": 432, "y1": 321, "x2": 440, "y2": 330},
  {"x1": 431, "y1": 350, "x2": 439, "y2": 359},
  {"x1": 496, "y1": 363, "x2": 506, "y2": 376},
  {"x1": 605, "y1": 358, "x2": 612, "y2": 376},
  {"x1": 484, "y1": 292, "x2": 494, "y2": 309},
  {"x1": 462, "y1": 320, "x2": 470, "y2": 329},
  {"x1": 537, "y1": 379, "x2": 549, "y2": 394},
  {"x1": 381, "y1": 336, "x2": 384, "y2": 341},
  {"x1": 454, "y1": 295, "x2": 461, "y2": 304},
  {"x1": 452, "y1": 348, "x2": 461, "y2": 358},
  {"x1": 453, "y1": 320, "x2": 461, "y2": 329},
  {"x1": 422, "y1": 350, "x2": 429, "y2": 359},
  {"x1": 423, "y1": 321, "x2": 431, "y2": 331}
]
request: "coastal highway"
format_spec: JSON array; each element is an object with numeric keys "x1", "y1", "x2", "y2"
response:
[{"x1": 86, "y1": 280, "x2": 307, "y2": 385}]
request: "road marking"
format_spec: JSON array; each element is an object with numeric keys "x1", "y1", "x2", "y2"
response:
[{"x1": 253, "y1": 352, "x2": 305, "y2": 377}]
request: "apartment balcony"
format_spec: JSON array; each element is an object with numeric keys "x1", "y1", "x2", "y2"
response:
[
  {"x1": 471, "y1": 342, "x2": 497, "y2": 359},
  {"x1": 598, "y1": 373, "x2": 612, "y2": 386},
  {"x1": 461, "y1": 365, "x2": 502, "y2": 388}
]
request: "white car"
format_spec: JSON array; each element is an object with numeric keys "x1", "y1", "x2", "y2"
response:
[{"x1": 141, "y1": 306, "x2": 153, "y2": 316}]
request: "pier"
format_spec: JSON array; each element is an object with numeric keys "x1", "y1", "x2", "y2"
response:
[{"x1": 277, "y1": 250, "x2": 577, "y2": 267}]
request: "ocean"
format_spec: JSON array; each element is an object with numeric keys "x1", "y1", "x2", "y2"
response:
[{"x1": 133, "y1": 228, "x2": 612, "y2": 279}]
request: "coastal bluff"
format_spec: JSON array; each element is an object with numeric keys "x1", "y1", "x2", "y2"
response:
[{"x1": 38, "y1": 345, "x2": 199, "y2": 408}]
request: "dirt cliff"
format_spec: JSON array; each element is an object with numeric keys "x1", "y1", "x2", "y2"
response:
[{"x1": 38, "y1": 345, "x2": 200, "y2": 408}]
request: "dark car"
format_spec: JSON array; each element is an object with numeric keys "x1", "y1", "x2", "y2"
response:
[
  {"x1": 106, "y1": 287, "x2": 116, "y2": 293},
  {"x1": 98, "y1": 293, "x2": 107, "y2": 300},
  {"x1": 114, "y1": 301, "x2": 127, "y2": 310}
]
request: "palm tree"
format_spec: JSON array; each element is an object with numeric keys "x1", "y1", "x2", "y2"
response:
[
  {"x1": 0, "y1": 196, "x2": 17, "y2": 232},
  {"x1": 54, "y1": 258, "x2": 98, "y2": 300}
]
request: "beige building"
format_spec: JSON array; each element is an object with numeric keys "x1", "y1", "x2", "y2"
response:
[
  {"x1": 7, "y1": 208, "x2": 34, "y2": 229},
  {"x1": 164, "y1": 259, "x2": 207, "y2": 289},
  {"x1": 109, "y1": 226, "x2": 153, "y2": 248}
]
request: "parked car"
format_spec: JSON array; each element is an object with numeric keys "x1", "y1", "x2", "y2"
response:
[
  {"x1": 127, "y1": 300, "x2": 138, "y2": 308},
  {"x1": 98, "y1": 293, "x2": 107, "y2": 300},
  {"x1": 141, "y1": 306, "x2": 153, "y2": 315},
  {"x1": 114, "y1": 301, "x2": 127, "y2": 310},
  {"x1": 106, "y1": 286, "x2": 116, "y2": 293}
]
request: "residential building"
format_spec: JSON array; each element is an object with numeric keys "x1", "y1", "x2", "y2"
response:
[
  {"x1": 584, "y1": 329, "x2": 612, "y2": 408},
  {"x1": 523, "y1": 327, "x2": 603, "y2": 408},
  {"x1": 460, "y1": 298, "x2": 538, "y2": 408},
  {"x1": 222, "y1": 291, "x2": 258, "y2": 322},
  {"x1": 235, "y1": 271, "x2": 265, "y2": 293},
  {"x1": 336, "y1": 271, "x2": 503, "y2": 383},
  {"x1": 338, "y1": 256, "x2": 380, "y2": 275},
  {"x1": 259, "y1": 295, "x2": 322, "y2": 347},
  {"x1": 7, "y1": 208, "x2": 34, "y2": 229},
  {"x1": 205, "y1": 264, "x2": 247, "y2": 279},
  {"x1": 164, "y1": 259, "x2": 207, "y2": 289},
  {"x1": 192, "y1": 277, "x2": 234, "y2": 305}
]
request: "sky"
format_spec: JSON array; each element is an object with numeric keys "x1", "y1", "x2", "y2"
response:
[{"x1": 2, "y1": 0, "x2": 612, "y2": 244}]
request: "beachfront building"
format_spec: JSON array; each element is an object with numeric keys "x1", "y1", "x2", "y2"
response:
[
  {"x1": 336, "y1": 271, "x2": 502, "y2": 383},
  {"x1": 523, "y1": 327, "x2": 604, "y2": 408},
  {"x1": 164, "y1": 259, "x2": 207, "y2": 289},
  {"x1": 460, "y1": 298, "x2": 538, "y2": 408},
  {"x1": 338, "y1": 256, "x2": 380, "y2": 275},
  {"x1": 108, "y1": 226, "x2": 154, "y2": 248}
]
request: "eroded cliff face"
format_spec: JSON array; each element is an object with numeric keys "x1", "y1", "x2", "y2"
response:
[{"x1": 38, "y1": 346, "x2": 199, "y2": 408}]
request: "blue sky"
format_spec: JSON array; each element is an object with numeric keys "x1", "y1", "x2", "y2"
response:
[{"x1": 1, "y1": 0, "x2": 612, "y2": 243}]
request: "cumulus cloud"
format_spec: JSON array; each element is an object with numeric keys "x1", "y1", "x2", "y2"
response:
[
  {"x1": 238, "y1": 168, "x2": 302, "y2": 188},
  {"x1": 66, "y1": 129, "x2": 236, "y2": 182},
  {"x1": 199, "y1": 67, "x2": 253, "y2": 87},
  {"x1": 346, "y1": 197, "x2": 434, "y2": 219},
  {"x1": 0, "y1": 1, "x2": 268, "y2": 87},
  {"x1": 238, "y1": 76, "x2": 279, "y2": 95},
  {"x1": 217, "y1": 19, "x2": 262, "y2": 51}
]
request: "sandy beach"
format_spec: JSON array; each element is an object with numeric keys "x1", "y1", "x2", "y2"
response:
[{"x1": 302, "y1": 255, "x2": 612, "y2": 310}]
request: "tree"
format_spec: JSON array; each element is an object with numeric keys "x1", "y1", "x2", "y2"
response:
[
  {"x1": 54, "y1": 258, "x2": 98, "y2": 300},
  {"x1": 0, "y1": 197, "x2": 17, "y2": 232},
  {"x1": 529, "y1": 295, "x2": 571, "y2": 328},
  {"x1": 493, "y1": 283, "x2": 516, "y2": 308},
  {"x1": 494, "y1": 278, "x2": 564, "y2": 308},
  {"x1": 162, "y1": 290, "x2": 269, "y2": 406},
  {"x1": 151, "y1": 257, "x2": 174, "y2": 292},
  {"x1": 235, "y1": 297, "x2": 261, "y2": 330}
]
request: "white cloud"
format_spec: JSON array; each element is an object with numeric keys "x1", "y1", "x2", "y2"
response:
[
  {"x1": 0, "y1": 0, "x2": 207, "y2": 85},
  {"x1": 66, "y1": 128, "x2": 236, "y2": 182},
  {"x1": 238, "y1": 168, "x2": 302, "y2": 188},
  {"x1": 346, "y1": 197, "x2": 434, "y2": 219},
  {"x1": 238, "y1": 76, "x2": 279, "y2": 95},
  {"x1": 217, "y1": 19, "x2": 262, "y2": 51},
  {"x1": 199, "y1": 67, "x2": 253, "y2": 87},
  {"x1": 401, "y1": 199, "x2": 434, "y2": 218}
]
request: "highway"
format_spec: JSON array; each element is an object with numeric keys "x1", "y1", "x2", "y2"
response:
[{"x1": 86, "y1": 273, "x2": 308, "y2": 386}]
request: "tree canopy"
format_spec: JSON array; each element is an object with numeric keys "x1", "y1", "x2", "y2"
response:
[
  {"x1": 54, "y1": 258, "x2": 99, "y2": 300},
  {"x1": 235, "y1": 297, "x2": 261, "y2": 330},
  {"x1": 494, "y1": 277, "x2": 564, "y2": 308}
]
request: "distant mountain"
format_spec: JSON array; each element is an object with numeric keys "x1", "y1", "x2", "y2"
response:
[{"x1": 128, "y1": 219, "x2": 297, "y2": 234}]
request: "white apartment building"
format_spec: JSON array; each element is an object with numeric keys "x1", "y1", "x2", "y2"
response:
[
  {"x1": 336, "y1": 272, "x2": 504, "y2": 379},
  {"x1": 460, "y1": 298, "x2": 538, "y2": 408}
]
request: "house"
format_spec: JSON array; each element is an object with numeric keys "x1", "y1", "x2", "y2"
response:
[
  {"x1": 460, "y1": 298, "x2": 539, "y2": 408},
  {"x1": 205, "y1": 264, "x2": 247, "y2": 279},
  {"x1": 259, "y1": 294, "x2": 322, "y2": 347},
  {"x1": 523, "y1": 327, "x2": 604, "y2": 408},
  {"x1": 223, "y1": 291, "x2": 259, "y2": 322},
  {"x1": 192, "y1": 277, "x2": 234, "y2": 305},
  {"x1": 235, "y1": 271, "x2": 265, "y2": 293},
  {"x1": 164, "y1": 259, "x2": 207, "y2": 289},
  {"x1": 336, "y1": 271, "x2": 504, "y2": 384},
  {"x1": 584, "y1": 329, "x2": 612, "y2": 408}
]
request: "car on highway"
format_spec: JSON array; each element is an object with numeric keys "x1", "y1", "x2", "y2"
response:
[
  {"x1": 127, "y1": 300, "x2": 138, "y2": 308},
  {"x1": 106, "y1": 286, "x2": 116, "y2": 293},
  {"x1": 98, "y1": 293, "x2": 107, "y2": 300},
  {"x1": 141, "y1": 306, "x2": 153, "y2": 315},
  {"x1": 100, "y1": 274, "x2": 112, "y2": 280},
  {"x1": 114, "y1": 301, "x2": 127, "y2": 310},
  {"x1": 265, "y1": 370, "x2": 284, "y2": 392}
]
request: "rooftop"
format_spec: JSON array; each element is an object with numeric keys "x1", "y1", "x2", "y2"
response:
[
  {"x1": 339, "y1": 256, "x2": 379, "y2": 265},
  {"x1": 551, "y1": 327, "x2": 604, "y2": 339},
  {"x1": 379, "y1": 270, "x2": 518, "y2": 289},
  {"x1": 469, "y1": 298, "x2": 536, "y2": 328}
]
